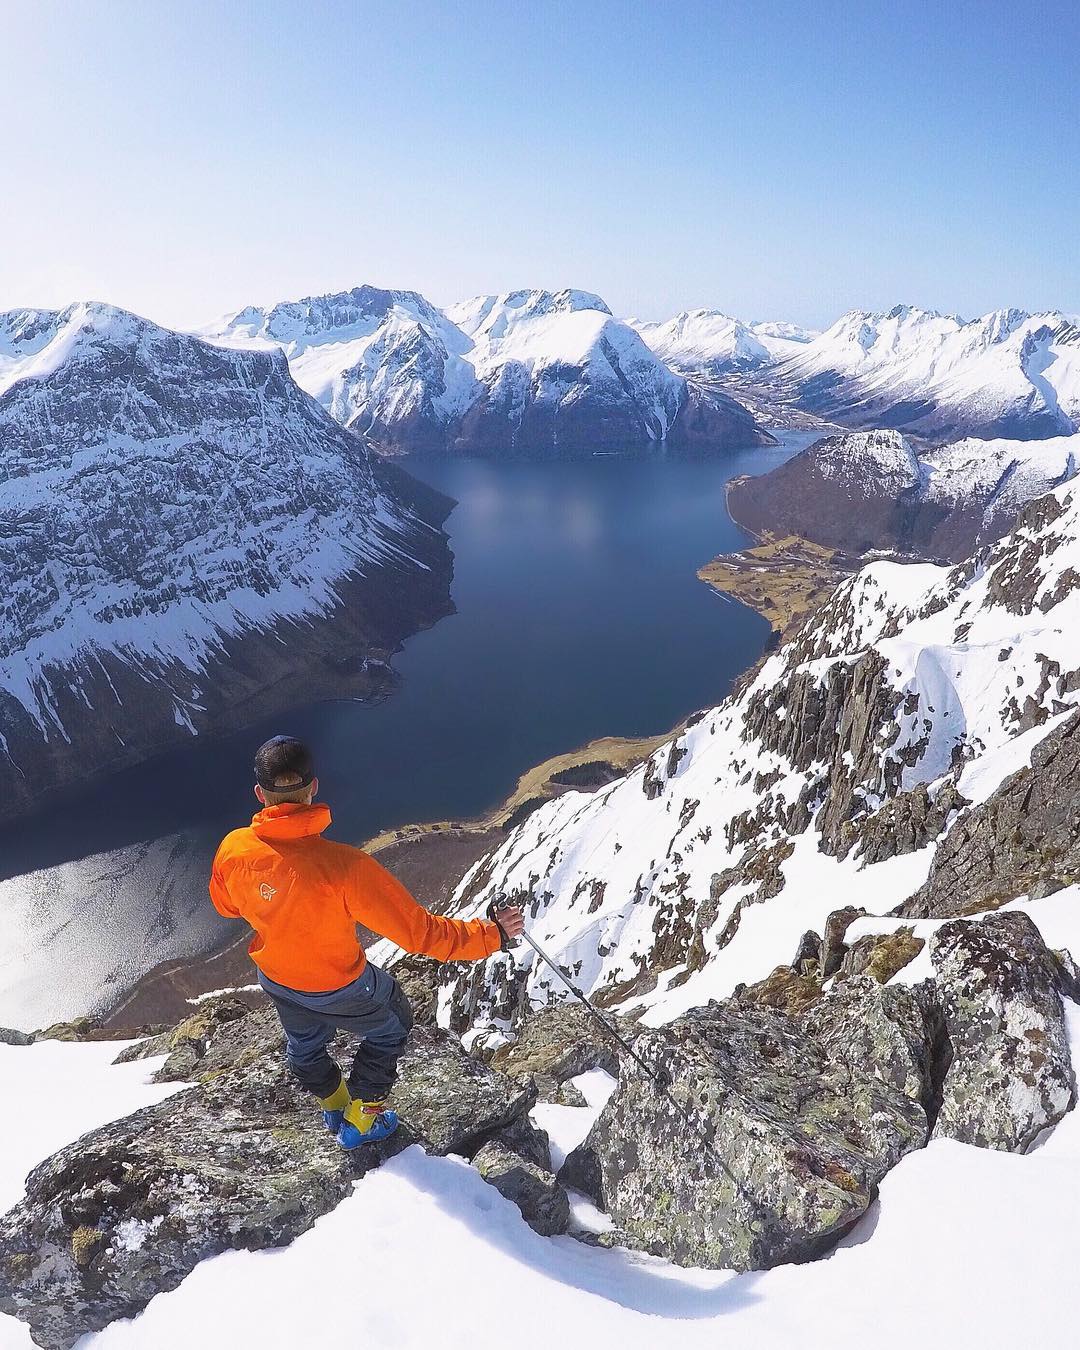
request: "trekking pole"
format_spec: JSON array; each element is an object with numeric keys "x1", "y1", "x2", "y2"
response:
[
  {"x1": 490, "y1": 897, "x2": 764, "y2": 1209},
  {"x1": 516, "y1": 924, "x2": 671, "y2": 1089}
]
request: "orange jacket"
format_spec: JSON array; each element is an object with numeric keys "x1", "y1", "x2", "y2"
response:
[{"x1": 209, "y1": 801, "x2": 502, "y2": 992}]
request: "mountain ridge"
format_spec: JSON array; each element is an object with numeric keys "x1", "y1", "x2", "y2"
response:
[
  {"x1": 0, "y1": 299, "x2": 455, "y2": 823},
  {"x1": 201, "y1": 285, "x2": 775, "y2": 455}
]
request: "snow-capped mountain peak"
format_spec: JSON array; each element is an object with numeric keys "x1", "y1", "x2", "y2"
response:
[
  {"x1": 773, "y1": 304, "x2": 1080, "y2": 440},
  {"x1": 445, "y1": 288, "x2": 612, "y2": 341},
  {"x1": 200, "y1": 286, "x2": 770, "y2": 456},
  {"x1": 630, "y1": 309, "x2": 815, "y2": 375}
]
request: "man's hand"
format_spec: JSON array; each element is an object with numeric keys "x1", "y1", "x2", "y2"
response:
[{"x1": 487, "y1": 899, "x2": 525, "y2": 945}]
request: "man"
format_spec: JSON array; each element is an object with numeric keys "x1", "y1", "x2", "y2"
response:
[{"x1": 209, "y1": 734, "x2": 524, "y2": 1148}]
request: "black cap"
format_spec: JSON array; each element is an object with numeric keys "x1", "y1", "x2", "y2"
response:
[{"x1": 254, "y1": 735, "x2": 315, "y2": 793}]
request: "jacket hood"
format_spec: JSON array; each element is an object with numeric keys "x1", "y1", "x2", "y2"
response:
[{"x1": 250, "y1": 801, "x2": 332, "y2": 841}]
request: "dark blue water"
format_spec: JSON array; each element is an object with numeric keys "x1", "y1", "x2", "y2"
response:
[{"x1": 0, "y1": 433, "x2": 813, "y2": 878}]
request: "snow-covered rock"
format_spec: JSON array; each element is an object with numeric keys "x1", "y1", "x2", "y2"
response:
[
  {"x1": 436, "y1": 475, "x2": 1080, "y2": 1036},
  {"x1": 0, "y1": 300, "x2": 452, "y2": 821},
  {"x1": 769, "y1": 304, "x2": 1080, "y2": 441},
  {"x1": 0, "y1": 1012, "x2": 533, "y2": 1349},
  {"x1": 202, "y1": 286, "x2": 772, "y2": 455},
  {"x1": 727, "y1": 427, "x2": 1080, "y2": 560}
]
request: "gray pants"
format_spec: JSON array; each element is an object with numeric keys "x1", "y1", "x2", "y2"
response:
[{"x1": 259, "y1": 961, "x2": 414, "y2": 1101}]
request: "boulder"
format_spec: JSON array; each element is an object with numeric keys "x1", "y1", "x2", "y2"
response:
[
  {"x1": 930, "y1": 911, "x2": 1075, "y2": 1151},
  {"x1": 472, "y1": 1141, "x2": 571, "y2": 1236},
  {"x1": 838, "y1": 928, "x2": 925, "y2": 985},
  {"x1": 0, "y1": 1015, "x2": 532, "y2": 1350},
  {"x1": 489, "y1": 1115, "x2": 553, "y2": 1171},
  {"x1": 488, "y1": 1003, "x2": 623, "y2": 1090},
  {"x1": 560, "y1": 977, "x2": 933, "y2": 1270},
  {"x1": 0, "y1": 1028, "x2": 34, "y2": 1047}
]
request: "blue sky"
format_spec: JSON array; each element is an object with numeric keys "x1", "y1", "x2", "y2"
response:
[{"x1": 4, "y1": 0, "x2": 1078, "y2": 329}]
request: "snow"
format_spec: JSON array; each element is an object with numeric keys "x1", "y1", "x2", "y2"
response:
[
  {"x1": 530, "y1": 1069, "x2": 617, "y2": 1170},
  {"x1": 4, "y1": 951, "x2": 1080, "y2": 1349}
]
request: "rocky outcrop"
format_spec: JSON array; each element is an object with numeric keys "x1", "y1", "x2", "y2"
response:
[
  {"x1": 488, "y1": 1004, "x2": 623, "y2": 1100},
  {"x1": 902, "y1": 711, "x2": 1080, "y2": 919},
  {"x1": 930, "y1": 912, "x2": 1075, "y2": 1150},
  {"x1": 0, "y1": 1013, "x2": 532, "y2": 1350},
  {"x1": 560, "y1": 977, "x2": 933, "y2": 1270},
  {"x1": 838, "y1": 928, "x2": 925, "y2": 984},
  {"x1": 472, "y1": 1141, "x2": 570, "y2": 1236}
]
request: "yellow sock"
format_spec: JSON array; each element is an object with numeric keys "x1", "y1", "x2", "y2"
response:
[
  {"x1": 319, "y1": 1079, "x2": 350, "y2": 1113},
  {"x1": 344, "y1": 1097, "x2": 388, "y2": 1135}
]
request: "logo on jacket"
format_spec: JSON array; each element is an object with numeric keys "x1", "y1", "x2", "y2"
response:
[{"x1": 259, "y1": 883, "x2": 277, "y2": 901}]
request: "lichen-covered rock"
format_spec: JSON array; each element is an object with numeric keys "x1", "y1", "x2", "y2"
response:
[
  {"x1": 930, "y1": 911, "x2": 1075, "y2": 1151},
  {"x1": 0, "y1": 1028, "x2": 34, "y2": 1047},
  {"x1": 560, "y1": 978, "x2": 933, "y2": 1270},
  {"x1": 732, "y1": 964, "x2": 822, "y2": 1014},
  {"x1": 488, "y1": 1004, "x2": 623, "y2": 1088},
  {"x1": 387, "y1": 954, "x2": 442, "y2": 1025},
  {"x1": 839, "y1": 928, "x2": 925, "y2": 985},
  {"x1": 0, "y1": 1015, "x2": 532, "y2": 1350},
  {"x1": 472, "y1": 1141, "x2": 570, "y2": 1236}
]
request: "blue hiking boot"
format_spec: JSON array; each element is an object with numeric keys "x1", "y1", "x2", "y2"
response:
[{"x1": 338, "y1": 1098, "x2": 399, "y2": 1147}]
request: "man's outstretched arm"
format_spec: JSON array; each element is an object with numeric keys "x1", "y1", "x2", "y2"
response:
[{"x1": 347, "y1": 851, "x2": 512, "y2": 961}]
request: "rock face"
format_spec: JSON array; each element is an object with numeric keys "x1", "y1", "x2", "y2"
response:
[
  {"x1": 560, "y1": 976, "x2": 933, "y2": 1269},
  {"x1": 903, "y1": 711, "x2": 1080, "y2": 919},
  {"x1": 0, "y1": 300, "x2": 454, "y2": 824},
  {"x1": 203, "y1": 286, "x2": 773, "y2": 457},
  {"x1": 728, "y1": 429, "x2": 1079, "y2": 561},
  {"x1": 930, "y1": 912, "x2": 1075, "y2": 1150},
  {"x1": 0, "y1": 1009, "x2": 532, "y2": 1350}
]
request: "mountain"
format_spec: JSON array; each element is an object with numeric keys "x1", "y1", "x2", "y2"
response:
[
  {"x1": 765, "y1": 305, "x2": 1080, "y2": 441},
  {"x1": 433, "y1": 474, "x2": 1080, "y2": 1039},
  {"x1": 727, "y1": 428, "x2": 1080, "y2": 560},
  {"x1": 631, "y1": 310, "x2": 816, "y2": 374},
  {"x1": 202, "y1": 286, "x2": 774, "y2": 456},
  {"x1": 0, "y1": 300, "x2": 453, "y2": 822},
  {"x1": 199, "y1": 284, "x2": 479, "y2": 453}
]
